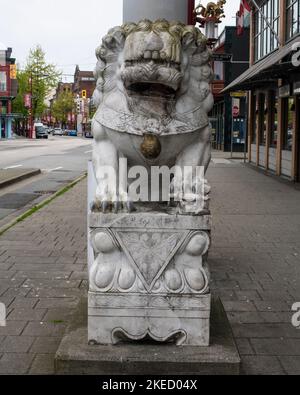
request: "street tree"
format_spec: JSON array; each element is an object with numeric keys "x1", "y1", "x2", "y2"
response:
[
  {"x1": 52, "y1": 91, "x2": 75, "y2": 128},
  {"x1": 13, "y1": 45, "x2": 61, "y2": 121}
]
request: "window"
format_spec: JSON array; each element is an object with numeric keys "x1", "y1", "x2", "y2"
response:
[
  {"x1": 0, "y1": 71, "x2": 7, "y2": 92},
  {"x1": 259, "y1": 94, "x2": 267, "y2": 146},
  {"x1": 270, "y1": 93, "x2": 278, "y2": 147},
  {"x1": 254, "y1": 0, "x2": 280, "y2": 61},
  {"x1": 213, "y1": 61, "x2": 224, "y2": 80},
  {"x1": 283, "y1": 98, "x2": 295, "y2": 151},
  {"x1": 252, "y1": 95, "x2": 258, "y2": 143},
  {"x1": 286, "y1": 0, "x2": 300, "y2": 40}
]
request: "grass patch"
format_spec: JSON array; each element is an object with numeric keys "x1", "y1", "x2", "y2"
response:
[
  {"x1": 0, "y1": 173, "x2": 87, "y2": 237},
  {"x1": 50, "y1": 320, "x2": 65, "y2": 325}
]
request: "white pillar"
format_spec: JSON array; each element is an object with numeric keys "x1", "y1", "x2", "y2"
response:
[{"x1": 123, "y1": 0, "x2": 190, "y2": 24}]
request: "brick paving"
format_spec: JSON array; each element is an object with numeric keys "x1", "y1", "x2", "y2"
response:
[{"x1": 0, "y1": 160, "x2": 299, "y2": 375}]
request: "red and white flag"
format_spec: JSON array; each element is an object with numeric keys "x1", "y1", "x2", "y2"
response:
[{"x1": 237, "y1": 0, "x2": 251, "y2": 36}]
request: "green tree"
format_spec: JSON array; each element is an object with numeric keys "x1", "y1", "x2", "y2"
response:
[
  {"x1": 52, "y1": 91, "x2": 75, "y2": 127},
  {"x1": 12, "y1": 45, "x2": 61, "y2": 120},
  {"x1": 12, "y1": 69, "x2": 29, "y2": 116}
]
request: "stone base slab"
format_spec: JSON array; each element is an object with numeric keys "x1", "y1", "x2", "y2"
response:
[
  {"x1": 88, "y1": 292, "x2": 211, "y2": 346},
  {"x1": 55, "y1": 297, "x2": 241, "y2": 375}
]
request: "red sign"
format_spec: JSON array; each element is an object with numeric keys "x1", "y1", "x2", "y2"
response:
[
  {"x1": 24, "y1": 94, "x2": 31, "y2": 108},
  {"x1": 232, "y1": 98, "x2": 240, "y2": 118}
]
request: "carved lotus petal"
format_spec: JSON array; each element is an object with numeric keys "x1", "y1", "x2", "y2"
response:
[
  {"x1": 184, "y1": 268, "x2": 206, "y2": 292},
  {"x1": 94, "y1": 232, "x2": 115, "y2": 254},
  {"x1": 186, "y1": 233, "x2": 209, "y2": 256},
  {"x1": 165, "y1": 269, "x2": 183, "y2": 291},
  {"x1": 95, "y1": 261, "x2": 116, "y2": 289},
  {"x1": 118, "y1": 266, "x2": 136, "y2": 290}
]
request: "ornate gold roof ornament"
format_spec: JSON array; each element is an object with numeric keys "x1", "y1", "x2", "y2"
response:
[{"x1": 194, "y1": 0, "x2": 226, "y2": 27}]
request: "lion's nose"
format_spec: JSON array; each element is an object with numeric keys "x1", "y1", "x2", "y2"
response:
[{"x1": 144, "y1": 32, "x2": 164, "y2": 52}]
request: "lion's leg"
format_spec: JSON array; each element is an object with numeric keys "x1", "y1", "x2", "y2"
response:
[
  {"x1": 173, "y1": 125, "x2": 211, "y2": 213},
  {"x1": 92, "y1": 119, "x2": 119, "y2": 212}
]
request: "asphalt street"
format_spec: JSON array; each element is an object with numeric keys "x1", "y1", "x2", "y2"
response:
[{"x1": 0, "y1": 136, "x2": 92, "y2": 225}]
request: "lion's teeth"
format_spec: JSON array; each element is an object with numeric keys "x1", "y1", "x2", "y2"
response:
[
  {"x1": 152, "y1": 51, "x2": 160, "y2": 60},
  {"x1": 144, "y1": 51, "x2": 152, "y2": 59}
]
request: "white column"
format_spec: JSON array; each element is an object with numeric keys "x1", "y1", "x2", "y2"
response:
[{"x1": 123, "y1": 0, "x2": 189, "y2": 23}]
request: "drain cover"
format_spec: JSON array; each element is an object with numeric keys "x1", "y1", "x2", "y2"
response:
[{"x1": 0, "y1": 193, "x2": 41, "y2": 209}]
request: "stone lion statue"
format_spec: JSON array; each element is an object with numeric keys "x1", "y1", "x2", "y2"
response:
[{"x1": 92, "y1": 19, "x2": 214, "y2": 213}]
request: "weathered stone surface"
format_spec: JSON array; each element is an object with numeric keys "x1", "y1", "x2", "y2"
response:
[
  {"x1": 91, "y1": 20, "x2": 213, "y2": 214},
  {"x1": 55, "y1": 297, "x2": 241, "y2": 375},
  {"x1": 88, "y1": 207, "x2": 212, "y2": 346}
]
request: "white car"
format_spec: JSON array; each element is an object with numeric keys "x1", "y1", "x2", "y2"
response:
[{"x1": 53, "y1": 128, "x2": 64, "y2": 136}]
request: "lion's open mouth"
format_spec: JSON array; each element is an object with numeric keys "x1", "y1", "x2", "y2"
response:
[
  {"x1": 121, "y1": 59, "x2": 183, "y2": 98},
  {"x1": 126, "y1": 82, "x2": 177, "y2": 97}
]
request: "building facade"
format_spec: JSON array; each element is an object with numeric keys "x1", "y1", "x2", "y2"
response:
[
  {"x1": 225, "y1": 0, "x2": 300, "y2": 182},
  {"x1": 73, "y1": 66, "x2": 96, "y2": 135},
  {"x1": 0, "y1": 44, "x2": 17, "y2": 139},
  {"x1": 211, "y1": 26, "x2": 250, "y2": 152}
]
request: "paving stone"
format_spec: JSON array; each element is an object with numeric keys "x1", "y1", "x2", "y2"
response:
[
  {"x1": 250, "y1": 338, "x2": 300, "y2": 356},
  {"x1": 29, "y1": 354, "x2": 55, "y2": 375},
  {"x1": 23, "y1": 278, "x2": 80, "y2": 289},
  {"x1": 36, "y1": 298, "x2": 79, "y2": 309},
  {"x1": 30, "y1": 337, "x2": 61, "y2": 354},
  {"x1": 42, "y1": 308, "x2": 75, "y2": 322},
  {"x1": 22, "y1": 321, "x2": 67, "y2": 337},
  {"x1": 7, "y1": 308, "x2": 47, "y2": 322},
  {"x1": 223, "y1": 301, "x2": 257, "y2": 312},
  {"x1": 0, "y1": 353, "x2": 35, "y2": 374},
  {"x1": 279, "y1": 356, "x2": 300, "y2": 374},
  {"x1": 235, "y1": 338, "x2": 255, "y2": 356},
  {"x1": 0, "y1": 321, "x2": 27, "y2": 336},
  {"x1": 0, "y1": 336, "x2": 35, "y2": 353},
  {"x1": 241, "y1": 356, "x2": 285, "y2": 375},
  {"x1": 10, "y1": 298, "x2": 39, "y2": 309}
]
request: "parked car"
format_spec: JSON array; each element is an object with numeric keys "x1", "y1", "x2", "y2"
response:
[
  {"x1": 35, "y1": 124, "x2": 48, "y2": 139},
  {"x1": 68, "y1": 130, "x2": 77, "y2": 137},
  {"x1": 84, "y1": 131, "x2": 93, "y2": 139},
  {"x1": 53, "y1": 128, "x2": 64, "y2": 136}
]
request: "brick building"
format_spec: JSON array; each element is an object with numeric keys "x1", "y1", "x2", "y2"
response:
[
  {"x1": 73, "y1": 65, "x2": 95, "y2": 99},
  {"x1": 0, "y1": 44, "x2": 17, "y2": 139}
]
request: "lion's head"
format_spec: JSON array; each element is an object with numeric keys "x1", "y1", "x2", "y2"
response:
[{"x1": 93, "y1": 19, "x2": 214, "y2": 136}]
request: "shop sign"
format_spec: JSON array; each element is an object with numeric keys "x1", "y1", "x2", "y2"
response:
[
  {"x1": 230, "y1": 91, "x2": 247, "y2": 98},
  {"x1": 293, "y1": 81, "x2": 300, "y2": 95},
  {"x1": 279, "y1": 84, "x2": 291, "y2": 98}
]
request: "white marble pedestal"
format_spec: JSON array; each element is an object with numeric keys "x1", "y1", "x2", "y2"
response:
[{"x1": 88, "y1": 210, "x2": 212, "y2": 346}]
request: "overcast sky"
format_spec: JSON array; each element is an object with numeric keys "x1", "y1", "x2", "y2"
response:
[{"x1": 1, "y1": 0, "x2": 239, "y2": 81}]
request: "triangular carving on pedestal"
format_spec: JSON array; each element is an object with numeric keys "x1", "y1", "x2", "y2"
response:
[{"x1": 113, "y1": 230, "x2": 189, "y2": 291}]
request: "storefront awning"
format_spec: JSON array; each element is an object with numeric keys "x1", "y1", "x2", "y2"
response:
[{"x1": 222, "y1": 36, "x2": 300, "y2": 92}]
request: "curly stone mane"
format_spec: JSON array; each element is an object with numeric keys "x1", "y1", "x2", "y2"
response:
[{"x1": 92, "y1": 19, "x2": 213, "y2": 111}]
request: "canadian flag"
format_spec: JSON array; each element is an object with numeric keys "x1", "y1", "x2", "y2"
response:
[{"x1": 237, "y1": 0, "x2": 251, "y2": 36}]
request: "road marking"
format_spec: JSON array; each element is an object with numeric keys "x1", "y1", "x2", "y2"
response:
[
  {"x1": 85, "y1": 150, "x2": 93, "y2": 154},
  {"x1": 4, "y1": 165, "x2": 23, "y2": 169},
  {"x1": 42, "y1": 167, "x2": 63, "y2": 173}
]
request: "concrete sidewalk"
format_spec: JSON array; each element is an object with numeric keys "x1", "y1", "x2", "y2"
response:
[
  {"x1": 0, "y1": 161, "x2": 299, "y2": 374},
  {"x1": 0, "y1": 168, "x2": 41, "y2": 189}
]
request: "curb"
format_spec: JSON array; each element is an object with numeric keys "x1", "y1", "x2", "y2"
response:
[
  {"x1": 0, "y1": 173, "x2": 87, "y2": 237},
  {"x1": 0, "y1": 169, "x2": 41, "y2": 189}
]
